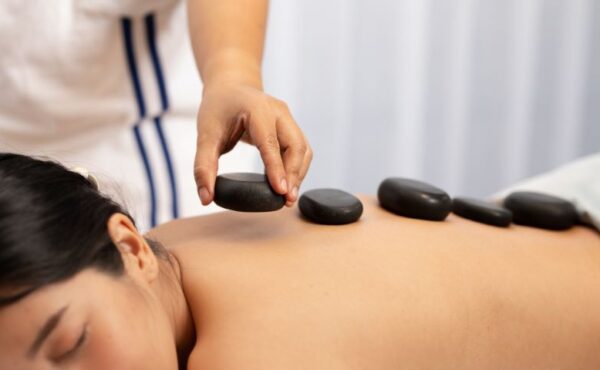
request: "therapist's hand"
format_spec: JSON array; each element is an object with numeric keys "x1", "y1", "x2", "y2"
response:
[{"x1": 194, "y1": 82, "x2": 313, "y2": 207}]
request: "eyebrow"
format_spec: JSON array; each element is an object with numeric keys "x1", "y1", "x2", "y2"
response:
[{"x1": 26, "y1": 305, "x2": 69, "y2": 359}]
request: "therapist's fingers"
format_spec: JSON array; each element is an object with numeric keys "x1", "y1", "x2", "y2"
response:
[
  {"x1": 194, "y1": 122, "x2": 223, "y2": 205},
  {"x1": 298, "y1": 144, "x2": 313, "y2": 186},
  {"x1": 275, "y1": 106, "x2": 310, "y2": 206},
  {"x1": 284, "y1": 143, "x2": 313, "y2": 207},
  {"x1": 246, "y1": 108, "x2": 288, "y2": 195}
]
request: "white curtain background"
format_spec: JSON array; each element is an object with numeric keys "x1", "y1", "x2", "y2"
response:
[{"x1": 261, "y1": 0, "x2": 600, "y2": 198}]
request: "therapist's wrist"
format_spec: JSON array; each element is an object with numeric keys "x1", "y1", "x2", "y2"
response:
[{"x1": 200, "y1": 49, "x2": 263, "y2": 91}]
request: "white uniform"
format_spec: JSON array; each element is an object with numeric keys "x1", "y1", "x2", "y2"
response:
[{"x1": 0, "y1": 0, "x2": 256, "y2": 232}]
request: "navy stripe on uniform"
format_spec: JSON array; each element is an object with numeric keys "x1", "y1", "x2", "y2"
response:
[
  {"x1": 145, "y1": 14, "x2": 170, "y2": 110},
  {"x1": 121, "y1": 18, "x2": 147, "y2": 118},
  {"x1": 122, "y1": 17, "x2": 158, "y2": 228},
  {"x1": 133, "y1": 125, "x2": 158, "y2": 227},
  {"x1": 145, "y1": 13, "x2": 179, "y2": 219},
  {"x1": 153, "y1": 117, "x2": 179, "y2": 218}
]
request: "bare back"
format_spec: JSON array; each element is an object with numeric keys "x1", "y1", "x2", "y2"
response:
[{"x1": 148, "y1": 195, "x2": 600, "y2": 369}]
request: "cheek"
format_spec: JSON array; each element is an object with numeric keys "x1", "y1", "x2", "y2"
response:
[
  {"x1": 83, "y1": 292, "x2": 179, "y2": 370},
  {"x1": 84, "y1": 319, "x2": 179, "y2": 370}
]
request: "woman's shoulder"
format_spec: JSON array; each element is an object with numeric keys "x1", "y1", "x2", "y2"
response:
[{"x1": 156, "y1": 195, "x2": 600, "y2": 369}]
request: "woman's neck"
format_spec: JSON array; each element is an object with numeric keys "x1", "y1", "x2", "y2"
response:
[{"x1": 154, "y1": 252, "x2": 196, "y2": 367}]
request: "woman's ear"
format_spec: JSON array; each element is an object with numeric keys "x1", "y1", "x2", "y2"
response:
[{"x1": 107, "y1": 213, "x2": 159, "y2": 283}]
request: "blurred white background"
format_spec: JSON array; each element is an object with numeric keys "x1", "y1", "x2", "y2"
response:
[{"x1": 261, "y1": 0, "x2": 600, "y2": 198}]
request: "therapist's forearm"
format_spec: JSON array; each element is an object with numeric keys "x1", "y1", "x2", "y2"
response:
[{"x1": 187, "y1": 0, "x2": 268, "y2": 90}]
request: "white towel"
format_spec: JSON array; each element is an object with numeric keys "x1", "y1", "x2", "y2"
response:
[{"x1": 493, "y1": 152, "x2": 600, "y2": 231}]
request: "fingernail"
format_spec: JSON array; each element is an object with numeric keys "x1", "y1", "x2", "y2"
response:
[
  {"x1": 291, "y1": 186, "x2": 298, "y2": 200},
  {"x1": 280, "y1": 178, "x2": 288, "y2": 193},
  {"x1": 199, "y1": 187, "x2": 210, "y2": 205}
]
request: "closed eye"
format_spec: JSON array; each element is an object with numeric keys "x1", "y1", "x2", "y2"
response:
[{"x1": 54, "y1": 324, "x2": 88, "y2": 363}]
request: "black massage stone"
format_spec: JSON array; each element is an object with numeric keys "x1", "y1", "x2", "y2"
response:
[
  {"x1": 299, "y1": 188, "x2": 363, "y2": 225},
  {"x1": 377, "y1": 178, "x2": 452, "y2": 221},
  {"x1": 503, "y1": 191, "x2": 577, "y2": 230},
  {"x1": 452, "y1": 197, "x2": 512, "y2": 227},
  {"x1": 214, "y1": 172, "x2": 285, "y2": 212}
]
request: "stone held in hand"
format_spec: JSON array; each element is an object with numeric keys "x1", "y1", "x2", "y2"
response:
[
  {"x1": 503, "y1": 191, "x2": 577, "y2": 230},
  {"x1": 452, "y1": 197, "x2": 512, "y2": 227},
  {"x1": 214, "y1": 172, "x2": 286, "y2": 212},
  {"x1": 377, "y1": 178, "x2": 452, "y2": 221},
  {"x1": 299, "y1": 188, "x2": 363, "y2": 225}
]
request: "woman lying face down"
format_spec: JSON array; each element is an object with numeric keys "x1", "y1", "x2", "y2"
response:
[
  {"x1": 0, "y1": 153, "x2": 194, "y2": 370},
  {"x1": 1, "y1": 153, "x2": 600, "y2": 370}
]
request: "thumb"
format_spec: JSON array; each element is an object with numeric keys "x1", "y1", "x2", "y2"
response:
[{"x1": 194, "y1": 131, "x2": 222, "y2": 205}]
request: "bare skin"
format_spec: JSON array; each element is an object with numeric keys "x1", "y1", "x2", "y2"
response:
[
  {"x1": 145, "y1": 195, "x2": 600, "y2": 369},
  {"x1": 2, "y1": 196, "x2": 599, "y2": 369}
]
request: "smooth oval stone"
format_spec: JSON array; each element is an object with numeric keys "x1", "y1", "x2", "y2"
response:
[
  {"x1": 452, "y1": 197, "x2": 512, "y2": 227},
  {"x1": 214, "y1": 172, "x2": 285, "y2": 212},
  {"x1": 503, "y1": 191, "x2": 577, "y2": 230},
  {"x1": 299, "y1": 188, "x2": 363, "y2": 225},
  {"x1": 377, "y1": 178, "x2": 451, "y2": 221}
]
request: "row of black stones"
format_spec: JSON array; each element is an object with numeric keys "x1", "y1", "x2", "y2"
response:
[
  {"x1": 214, "y1": 173, "x2": 578, "y2": 230},
  {"x1": 378, "y1": 177, "x2": 578, "y2": 230}
]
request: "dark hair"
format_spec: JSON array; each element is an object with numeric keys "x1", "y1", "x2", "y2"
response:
[{"x1": 0, "y1": 153, "x2": 167, "y2": 306}]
